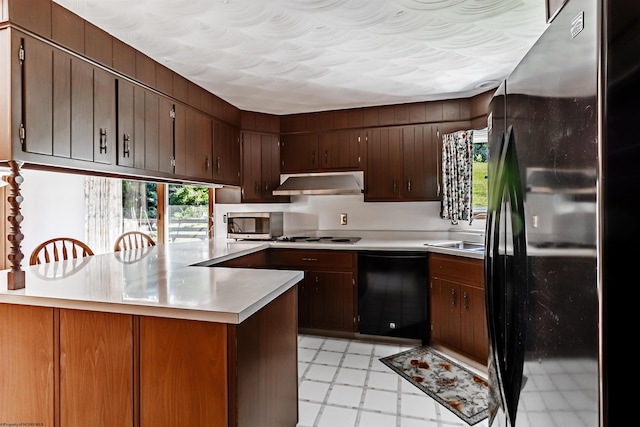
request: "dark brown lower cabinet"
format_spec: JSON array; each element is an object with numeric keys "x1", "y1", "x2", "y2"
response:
[
  {"x1": 428, "y1": 253, "x2": 488, "y2": 364},
  {"x1": 269, "y1": 249, "x2": 357, "y2": 332},
  {"x1": 305, "y1": 270, "x2": 355, "y2": 331}
]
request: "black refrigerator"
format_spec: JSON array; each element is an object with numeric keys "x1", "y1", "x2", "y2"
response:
[{"x1": 484, "y1": 0, "x2": 626, "y2": 425}]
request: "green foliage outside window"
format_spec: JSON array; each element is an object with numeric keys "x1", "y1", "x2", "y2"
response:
[
  {"x1": 168, "y1": 185, "x2": 209, "y2": 219},
  {"x1": 472, "y1": 142, "x2": 488, "y2": 209}
]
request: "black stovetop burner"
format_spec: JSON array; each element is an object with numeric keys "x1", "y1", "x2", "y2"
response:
[{"x1": 279, "y1": 236, "x2": 361, "y2": 244}]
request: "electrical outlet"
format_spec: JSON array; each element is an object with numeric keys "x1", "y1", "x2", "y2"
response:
[{"x1": 340, "y1": 213, "x2": 348, "y2": 225}]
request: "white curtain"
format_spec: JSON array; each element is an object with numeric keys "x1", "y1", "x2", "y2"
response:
[
  {"x1": 84, "y1": 176, "x2": 122, "y2": 254},
  {"x1": 441, "y1": 130, "x2": 473, "y2": 225}
]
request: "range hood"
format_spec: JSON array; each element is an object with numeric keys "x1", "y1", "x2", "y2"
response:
[{"x1": 272, "y1": 172, "x2": 364, "y2": 196}]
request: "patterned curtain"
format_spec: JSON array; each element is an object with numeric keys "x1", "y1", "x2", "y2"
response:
[
  {"x1": 84, "y1": 176, "x2": 123, "y2": 254},
  {"x1": 441, "y1": 130, "x2": 473, "y2": 225}
]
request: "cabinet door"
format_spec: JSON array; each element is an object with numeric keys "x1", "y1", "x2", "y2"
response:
[
  {"x1": 158, "y1": 96, "x2": 174, "y2": 174},
  {"x1": 428, "y1": 278, "x2": 442, "y2": 342},
  {"x1": 16, "y1": 32, "x2": 54, "y2": 156},
  {"x1": 281, "y1": 133, "x2": 318, "y2": 172},
  {"x1": 365, "y1": 127, "x2": 402, "y2": 201},
  {"x1": 125, "y1": 86, "x2": 173, "y2": 172},
  {"x1": 173, "y1": 102, "x2": 187, "y2": 175},
  {"x1": 59, "y1": 309, "x2": 133, "y2": 426},
  {"x1": 298, "y1": 272, "x2": 311, "y2": 329},
  {"x1": 143, "y1": 90, "x2": 160, "y2": 171},
  {"x1": 195, "y1": 112, "x2": 213, "y2": 180},
  {"x1": 261, "y1": 134, "x2": 288, "y2": 202},
  {"x1": 212, "y1": 122, "x2": 241, "y2": 186},
  {"x1": 460, "y1": 284, "x2": 488, "y2": 362},
  {"x1": 229, "y1": 126, "x2": 241, "y2": 185},
  {"x1": 52, "y1": 49, "x2": 71, "y2": 157},
  {"x1": 0, "y1": 304, "x2": 54, "y2": 425},
  {"x1": 139, "y1": 316, "x2": 228, "y2": 427},
  {"x1": 402, "y1": 124, "x2": 438, "y2": 201},
  {"x1": 212, "y1": 121, "x2": 226, "y2": 183},
  {"x1": 429, "y1": 253, "x2": 487, "y2": 362},
  {"x1": 320, "y1": 130, "x2": 360, "y2": 170},
  {"x1": 241, "y1": 132, "x2": 262, "y2": 201},
  {"x1": 433, "y1": 277, "x2": 462, "y2": 349},
  {"x1": 69, "y1": 57, "x2": 94, "y2": 161},
  {"x1": 133, "y1": 86, "x2": 146, "y2": 169},
  {"x1": 310, "y1": 271, "x2": 355, "y2": 332},
  {"x1": 116, "y1": 79, "x2": 134, "y2": 167},
  {"x1": 93, "y1": 67, "x2": 115, "y2": 164},
  {"x1": 184, "y1": 106, "x2": 198, "y2": 177}
]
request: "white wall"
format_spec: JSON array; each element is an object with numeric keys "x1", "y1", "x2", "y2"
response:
[
  {"x1": 18, "y1": 169, "x2": 87, "y2": 260},
  {"x1": 13, "y1": 169, "x2": 484, "y2": 260},
  {"x1": 214, "y1": 194, "x2": 485, "y2": 239}
]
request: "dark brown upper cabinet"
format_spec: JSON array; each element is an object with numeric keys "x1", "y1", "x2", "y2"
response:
[
  {"x1": 17, "y1": 32, "x2": 54, "y2": 157},
  {"x1": 318, "y1": 129, "x2": 361, "y2": 171},
  {"x1": 280, "y1": 133, "x2": 318, "y2": 173},
  {"x1": 241, "y1": 132, "x2": 288, "y2": 203},
  {"x1": 213, "y1": 121, "x2": 241, "y2": 186},
  {"x1": 16, "y1": 31, "x2": 114, "y2": 165},
  {"x1": 281, "y1": 129, "x2": 361, "y2": 174},
  {"x1": 364, "y1": 127, "x2": 403, "y2": 201},
  {"x1": 175, "y1": 104, "x2": 213, "y2": 181},
  {"x1": 364, "y1": 125, "x2": 439, "y2": 202}
]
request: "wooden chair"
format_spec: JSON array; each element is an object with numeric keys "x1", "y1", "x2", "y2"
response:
[
  {"x1": 30, "y1": 237, "x2": 94, "y2": 265},
  {"x1": 114, "y1": 231, "x2": 156, "y2": 252}
]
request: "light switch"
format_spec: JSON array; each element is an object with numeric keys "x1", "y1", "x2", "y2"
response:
[{"x1": 340, "y1": 213, "x2": 348, "y2": 225}]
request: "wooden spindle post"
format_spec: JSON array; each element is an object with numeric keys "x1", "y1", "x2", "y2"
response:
[{"x1": 6, "y1": 160, "x2": 25, "y2": 290}]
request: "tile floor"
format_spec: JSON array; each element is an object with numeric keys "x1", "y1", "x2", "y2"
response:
[{"x1": 297, "y1": 334, "x2": 490, "y2": 427}]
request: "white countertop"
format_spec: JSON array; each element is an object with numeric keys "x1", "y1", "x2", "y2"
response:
[
  {"x1": 0, "y1": 236, "x2": 488, "y2": 324},
  {"x1": 268, "y1": 237, "x2": 486, "y2": 259},
  {"x1": 0, "y1": 239, "x2": 302, "y2": 324}
]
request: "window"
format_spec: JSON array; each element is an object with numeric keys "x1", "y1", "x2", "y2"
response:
[
  {"x1": 121, "y1": 181, "x2": 213, "y2": 244},
  {"x1": 472, "y1": 128, "x2": 488, "y2": 218},
  {"x1": 167, "y1": 184, "x2": 211, "y2": 242},
  {"x1": 122, "y1": 180, "x2": 158, "y2": 240}
]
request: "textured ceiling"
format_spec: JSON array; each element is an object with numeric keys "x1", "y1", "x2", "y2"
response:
[{"x1": 52, "y1": 0, "x2": 548, "y2": 115}]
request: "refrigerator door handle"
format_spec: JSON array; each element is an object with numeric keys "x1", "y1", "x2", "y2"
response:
[
  {"x1": 486, "y1": 125, "x2": 528, "y2": 426},
  {"x1": 485, "y1": 130, "x2": 506, "y2": 424}
]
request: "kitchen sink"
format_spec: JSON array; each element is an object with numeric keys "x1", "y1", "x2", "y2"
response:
[
  {"x1": 460, "y1": 242, "x2": 485, "y2": 251},
  {"x1": 424, "y1": 241, "x2": 485, "y2": 252}
]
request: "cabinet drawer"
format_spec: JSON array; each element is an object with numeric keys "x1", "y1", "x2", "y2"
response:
[
  {"x1": 429, "y1": 253, "x2": 484, "y2": 288},
  {"x1": 269, "y1": 249, "x2": 355, "y2": 270}
]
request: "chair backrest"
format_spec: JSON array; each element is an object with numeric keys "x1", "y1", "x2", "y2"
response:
[
  {"x1": 114, "y1": 231, "x2": 156, "y2": 252},
  {"x1": 30, "y1": 237, "x2": 94, "y2": 266}
]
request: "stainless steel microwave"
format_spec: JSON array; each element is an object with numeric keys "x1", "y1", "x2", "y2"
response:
[{"x1": 226, "y1": 212, "x2": 284, "y2": 240}]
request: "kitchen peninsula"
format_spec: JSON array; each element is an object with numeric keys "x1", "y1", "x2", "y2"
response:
[{"x1": 0, "y1": 239, "x2": 302, "y2": 427}]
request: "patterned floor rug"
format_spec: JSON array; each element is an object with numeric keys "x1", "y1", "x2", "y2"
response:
[{"x1": 380, "y1": 346, "x2": 489, "y2": 426}]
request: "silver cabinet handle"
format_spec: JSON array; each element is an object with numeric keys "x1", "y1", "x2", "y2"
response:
[
  {"x1": 123, "y1": 134, "x2": 131, "y2": 157},
  {"x1": 99, "y1": 128, "x2": 108, "y2": 153}
]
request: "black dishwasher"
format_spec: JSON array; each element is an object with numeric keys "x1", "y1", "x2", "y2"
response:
[{"x1": 358, "y1": 251, "x2": 428, "y2": 342}]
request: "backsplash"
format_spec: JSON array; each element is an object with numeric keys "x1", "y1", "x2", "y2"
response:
[{"x1": 214, "y1": 194, "x2": 485, "y2": 239}]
